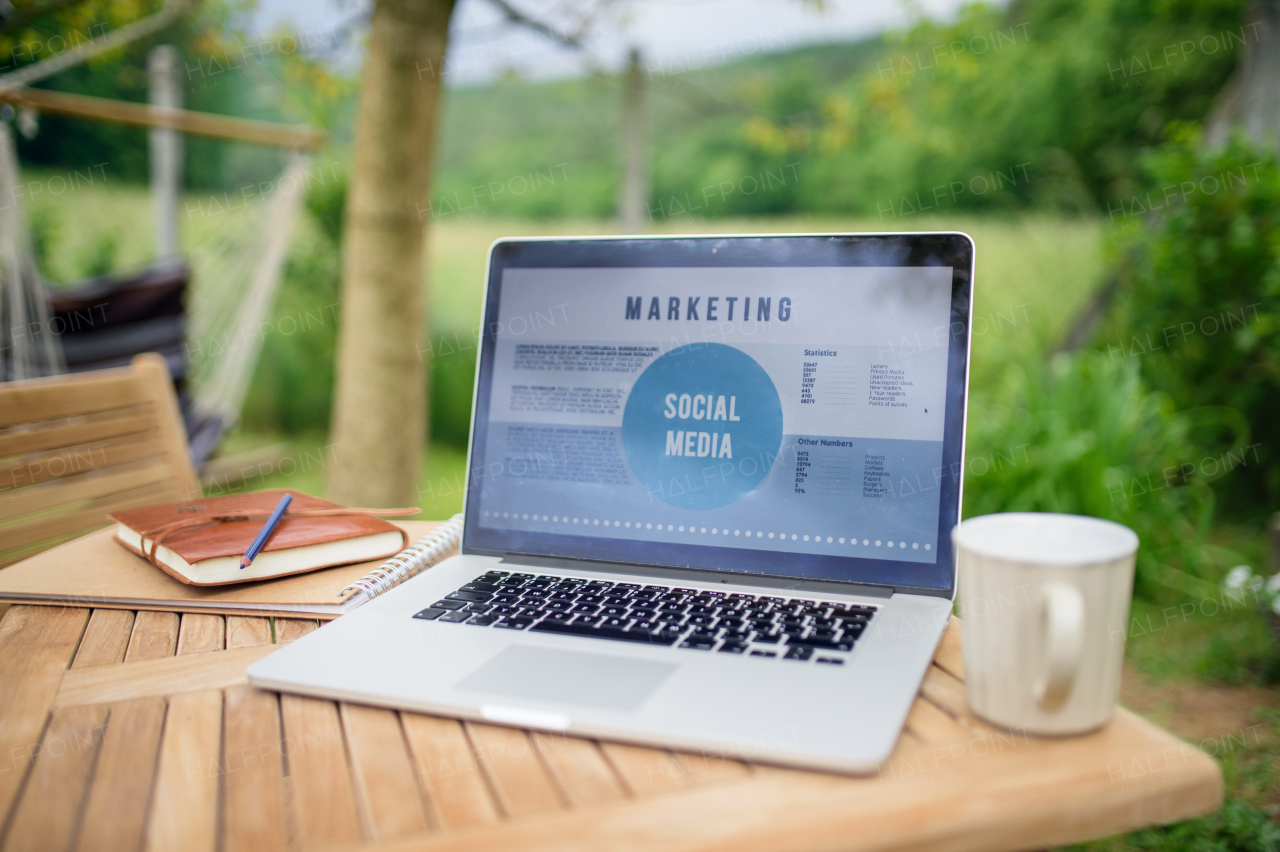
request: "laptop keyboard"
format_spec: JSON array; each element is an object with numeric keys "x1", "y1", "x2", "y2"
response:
[{"x1": 412, "y1": 570, "x2": 876, "y2": 664}]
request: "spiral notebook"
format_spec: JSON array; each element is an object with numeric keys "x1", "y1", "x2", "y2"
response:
[{"x1": 0, "y1": 514, "x2": 464, "y2": 619}]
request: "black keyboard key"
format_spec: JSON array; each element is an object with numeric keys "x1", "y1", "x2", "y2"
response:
[
  {"x1": 480, "y1": 571, "x2": 508, "y2": 580},
  {"x1": 601, "y1": 617, "x2": 631, "y2": 629},
  {"x1": 602, "y1": 596, "x2": 631, "y2": 606},
  {"x1": 721, "y1": 630, "x2": 749, "y2": 642},
  {"x1": 489, "y1": 605, "x2": 522, "y2": 617},
  {"x1": 544, "y1": 600, "x2": 572, "y2": 612},
  {"x1": 490, "y1": 593, "x2": 522, "y2": 605},
  {"x1": 446, "y1": 591, "x2": 492, "y2": 603},
  {"x1": 753, "y1": 631, "x2": 781, "y2": 644},
  {"x1": 468, "y1": 614, "x2": 498, "y2": 626},
  {"x1": 460, "y1": 581, "x2": 500, "y2": 592},
  {"x1": 680, "y1": 639, "x2": 715, "y2": 650},
  {"x1": 520, "y1": 589, "x2": 550, "y2": 600},
  {"x1": 687, "y1": 605, "x2": 716, "y2": 616},
  {"x1": 816, "y1": 656, "x2": 845, "y2": 665},
  {"x1": 413, "y1": 607, "x2": 446, "y2": 620},
  {"x1": 749, "y1": 650, "x2": 777, "y2": 658},
  {"x1": 614, "y1": 584, "x2": 641, "y2": 592},
  {"x1": 432, "y1": 599, "x2": 468, "y2": 611},
  {"x1": 570, "y1": 613, "x2": 602, "y2": 626},
  {"x1": 685, "y1": 614, "x2": 716, "y2": 627},
  {"x1": 464, "y1": 603, "x2": 492, "y2": 613},
  {"x1": 842, "y1": 623, "x2": 866, "y2": 640},
  {"x1": 576, "y1": 594, "x2": 604, "y2": 604},
  {"x1": 810, "y1": 629, "x2": 838, "y2": 641},
  {"x1": 784, "y1": 645, "x2": 814, "y2": 661},
  {"x1": 569, "y1": 604, "x2": 601, "y2": 616},
  {"x1": 791, "y1": 637, "x2": 854, "y2": 652},
  {"x1": 531, "y1": 620, "x2": 680, "y2": 646},
  {"x1": 440, "y1": 610, "x2": 471, "y2": 623},
  {"x1": 551, "y1": 592, "x2": 577, "y2": 601},
  {"x1": 600, "y1": 606, "x2": 629, "y2": 617},
  {"x1": 631, "y1": 620, "x2": 662, "y2": 631},
  {"x1": 509, "y1": 573, "x2": 535, "y2": 580},
  {"x1": 719, "y1": 642, "x2": 748, "y2": 654},
  {"x1": 630, "y1": 608, "x2": 657, "y2": 620},
  {"x1": 496, "y1": 617, "x2": 534, "y2": 630}
]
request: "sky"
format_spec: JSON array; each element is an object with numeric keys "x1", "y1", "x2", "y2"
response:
[{"x1": 253, "y1": 0, "x2": 983, "y2": 84}]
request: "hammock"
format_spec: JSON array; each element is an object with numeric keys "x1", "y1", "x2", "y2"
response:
[
  {"x1": 0, "y1": 2, "x2": 320, "y2": 464},
  {"x1": 0, "y1": 138, "x2": 309, "y2": 462}
]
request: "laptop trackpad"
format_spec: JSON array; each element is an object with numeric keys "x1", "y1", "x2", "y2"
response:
[{"x1": 456, "y1": 645, "x2": 677, "y2": 712}]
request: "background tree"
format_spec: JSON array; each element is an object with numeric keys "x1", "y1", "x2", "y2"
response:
[{"x1": 328, "y1": 0, "x2": 456, "y2": 507}]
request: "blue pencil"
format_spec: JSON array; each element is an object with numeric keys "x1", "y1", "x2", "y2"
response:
[{"x1": 240, "y1": 493, "x2": 293, "y2": 569}]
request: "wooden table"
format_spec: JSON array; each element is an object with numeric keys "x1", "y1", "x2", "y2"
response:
[{"x1": 0, "y1": 605, "x2": 1222, "y2": 852}]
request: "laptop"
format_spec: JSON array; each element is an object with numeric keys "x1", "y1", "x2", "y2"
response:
[{"x1": 248, "y1": 232, "x2": 975, "y2": 774}]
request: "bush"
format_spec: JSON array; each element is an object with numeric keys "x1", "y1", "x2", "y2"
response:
[
  {"x1": 963, "y1": 347, "x2": 1248, "y2": 599},
  {"x1": 1101, "y1": 130, "x2": 1280, "y2": 510}
]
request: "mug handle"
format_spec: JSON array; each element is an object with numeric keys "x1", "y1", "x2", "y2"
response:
[{"x1": 1034, "y1": 582, "x2": 1085, "y2": 712}]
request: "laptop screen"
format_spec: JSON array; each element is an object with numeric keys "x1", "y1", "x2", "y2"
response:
[{"x1": 463, "y1": 235, "x2": 973, "y2": 595}]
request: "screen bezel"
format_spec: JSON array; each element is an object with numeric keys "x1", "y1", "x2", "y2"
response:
[{"x1": 459, "y1": 233, "x2": 974, "y2": 597}]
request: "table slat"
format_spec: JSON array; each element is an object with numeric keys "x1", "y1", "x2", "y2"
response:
[
  {"x1": 71, "y1": 610, "x2": 134, "y2": 669},
  {"x1": 532, "y1": 733, "x2": 628, "y2": 808},
  {"x1": 1, "y1": 704, "x2": 108, "y2": 852},
  {"x1": 176, "y1": 614, "x2": 225, "y2": 655},
  {"x1": 371, "y1": 708, "x2": 1222, "y2": 852},
  {"x1": 73, "y1": 697, "x2": 166, "y2": 852},
  {"x1": 919, "y1": 664, "x2": 971, "y2": 723},
  {"x1": 280, "y1": 695, "x2": 362, "y2": 849},
  {"x1": 341, "y1": 704, "x2": 430, "y2": 842},
  {"x1": 125, "y1": 611, "x2": 179, "y2": 662},
  {"x1": 222, "y1": 685, "x2": 287, "y2": 852},
  {"x1": 933, "y1": 616, "x2": 965, "y2": 680},
  {"x1": 904, "y1": 686, "x2": 970, "y2": 744},
  {"x1": 275, "y1": 619, "x2": 318, "y2": 644},
  {"x1": 679, "y1": 753, "x2": 752, "y2": 785},
  {"x1": 53, "y1": 645, "x2": 276, "y2": 710},
  {"x1": 144, "y1": 690, "x2": 222, "y2": 852},
  {"x1": 465, "y1": 723, "x2": 566, "y2": 817},
  {"x1": 400, "y1": 714, "x2": 500, "y2": 831},
  {"x1": 597, "y1": 742, "x2": 692, "y2": 797},
  {"x1": 0, "y1": 606, "x2": 89, "y2": 828},
  {"x1": 226, "y1": 616, "x2": 272, "y2": 649}
]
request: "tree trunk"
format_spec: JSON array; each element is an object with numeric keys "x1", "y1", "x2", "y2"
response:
[
  {"x1": 618, "y1": 47, "x2": 649, "y2": 233},
  {"x1": 1205, "y1": 1, "x2": 1280, "y2": 151},
  {"x1": 329, "y1": 0, "x2": 456, "y2": 508}
]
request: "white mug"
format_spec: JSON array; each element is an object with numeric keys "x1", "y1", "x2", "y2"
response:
[{"x1": 953, "y1": 512, "x2": 1138, "y2": 736}]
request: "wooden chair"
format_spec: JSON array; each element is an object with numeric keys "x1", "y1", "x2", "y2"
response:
[{"x1": 0, "y1": 353, "x2": 200, "y2": 569}]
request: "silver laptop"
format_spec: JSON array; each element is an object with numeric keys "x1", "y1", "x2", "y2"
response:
[{"x1": 248, "y1": 232, "x2": 976, "y2": 774}]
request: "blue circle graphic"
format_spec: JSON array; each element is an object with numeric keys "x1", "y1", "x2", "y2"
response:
[{"x1": 622, "y1": 343, "x2": 783, "y2": 510}]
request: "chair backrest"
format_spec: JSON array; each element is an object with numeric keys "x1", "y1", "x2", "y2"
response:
[{"x1": 0, "y1": 353, "x2": 200, "y2": 568}]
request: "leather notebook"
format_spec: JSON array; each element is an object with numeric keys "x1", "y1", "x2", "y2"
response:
[
  {"x1": 108, "y1": 490, "x2": 410, "y2": 586},
  {"x1": 0, "y1": 518, "x2": 461, "y2": 618}
]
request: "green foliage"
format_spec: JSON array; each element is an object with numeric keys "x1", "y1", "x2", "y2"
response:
[
  {"x1": 239, "y1": 211, "x2": 340, "y2": 433},
  {"x1": 429, "y1": 339, "x2": 477, "y2": 448},
  {"x1": 428, "y1": 0, "x2": 1247, "y2": 222},
  {"x1": 1100, "y1": 130, "x2": 1280, "y2": 509},
  {"x1": 1073, "y1": 797, "x2": 1280, "y2": 851},
  {"x1": 962, "y1": 347, "x2": 1248, "y2": 598},
  {"x1": 75, "y1": 226, "x2": 121, "y2": 278}
]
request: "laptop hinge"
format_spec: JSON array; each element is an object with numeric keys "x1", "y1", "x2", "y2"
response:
[{"x1": 498, "y1": 553, "x2": 895, "y2": 599}]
